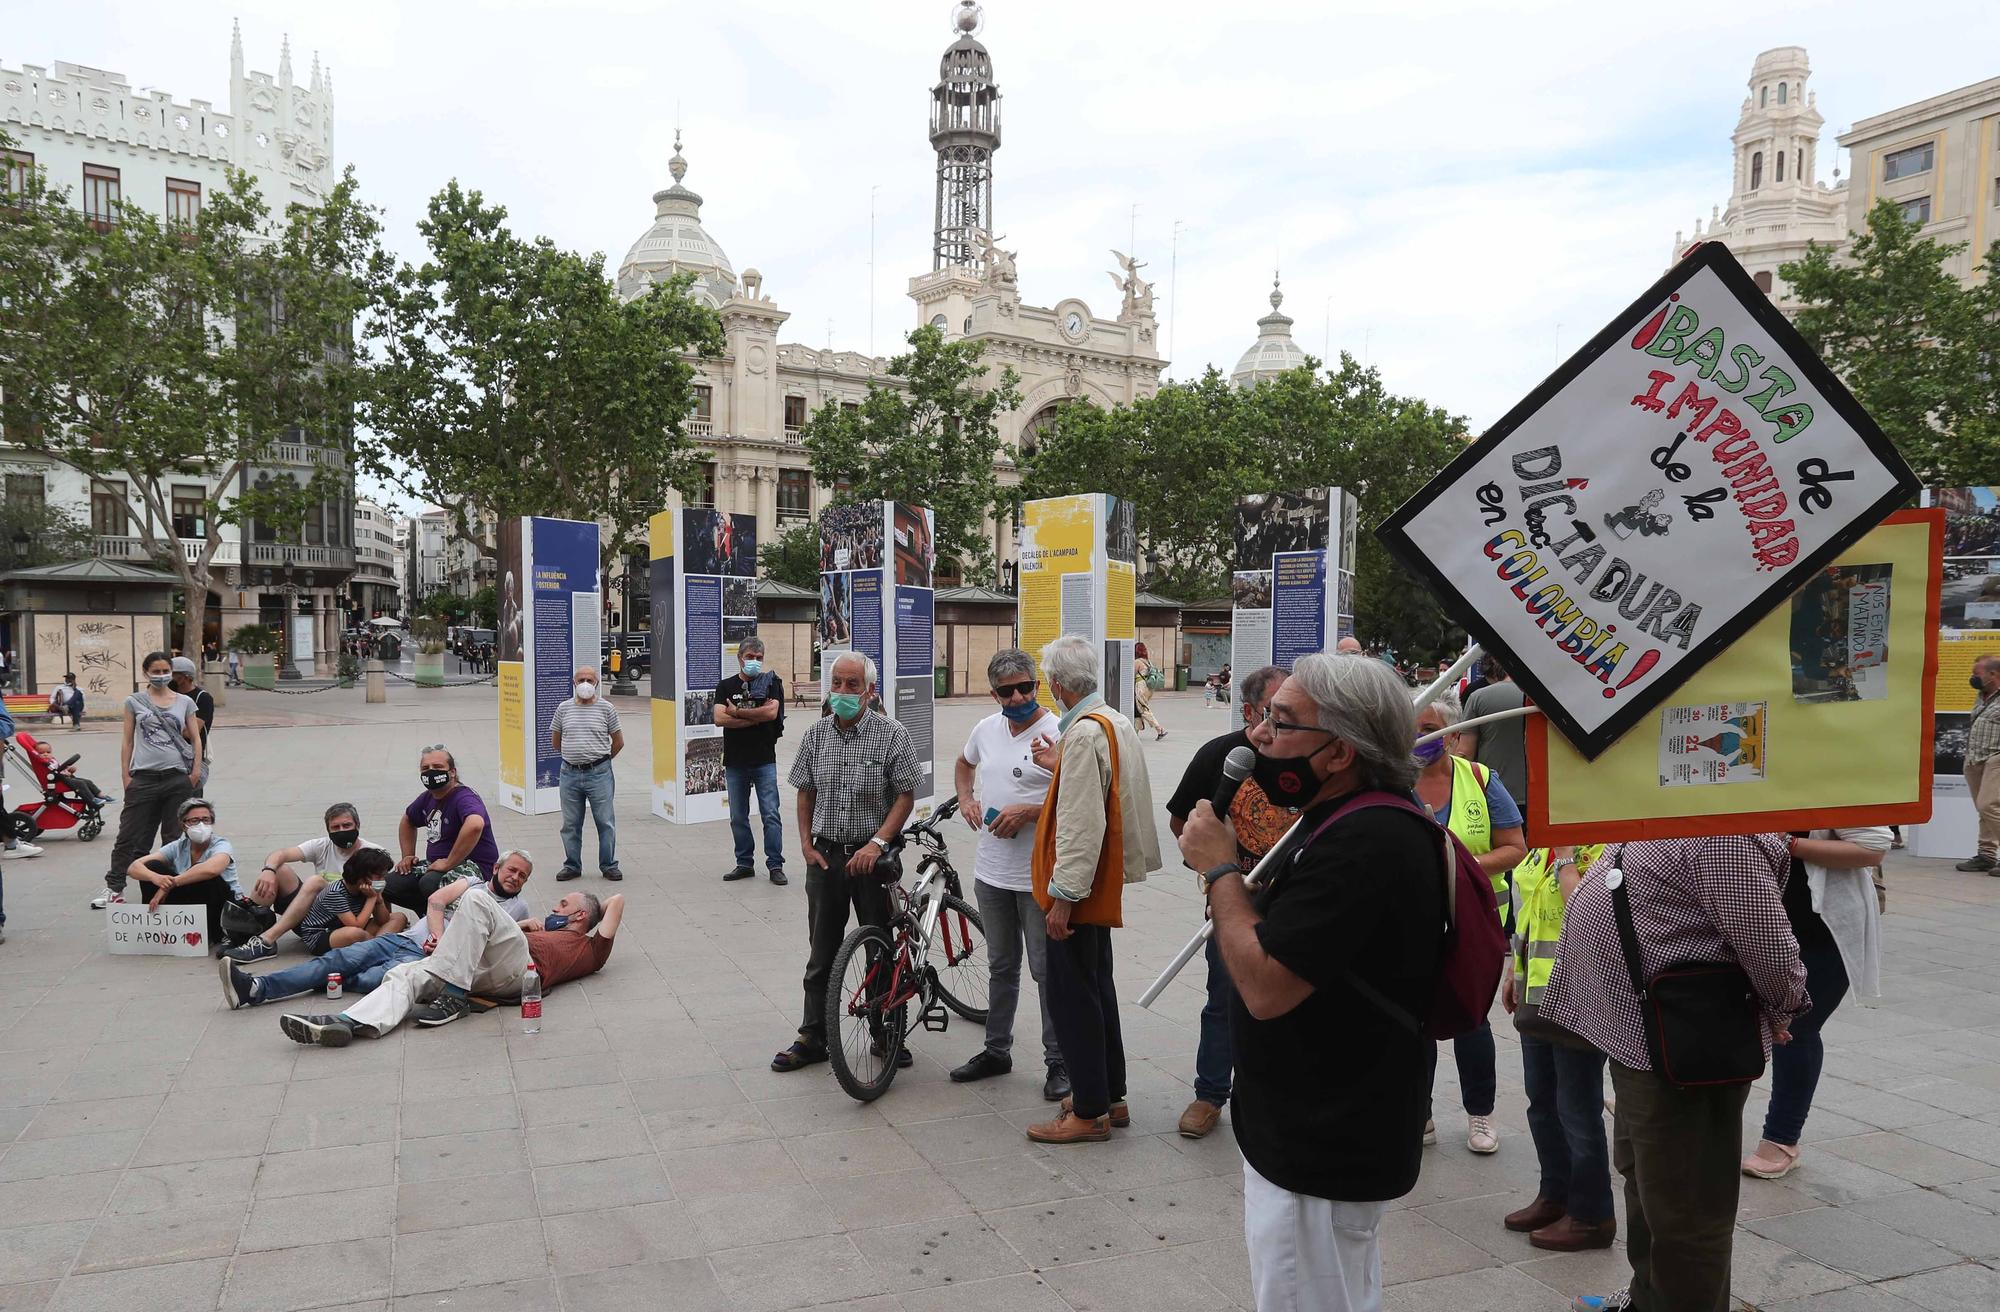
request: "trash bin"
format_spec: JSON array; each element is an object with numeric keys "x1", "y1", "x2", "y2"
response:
[
  {"x1": 935, "y1": 664, "x2": 950, "y2": 698},
  {"x1": 1174, "y1": 665, "x2": 1189, "y2": 692}
]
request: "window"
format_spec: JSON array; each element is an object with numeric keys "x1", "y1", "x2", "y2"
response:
[
  {"x1": 1994, "y1": 176, "x2": 2000, "y2": 209},
  {"x1": 1775, "y1": 151, "x2": 1785, "y2": 182},
  {"x1": 165, "y1": 177, "x2": 200, "y2": 227},
  {"x1": 304, "y1": 500, "x2": 324, "y2": 546},
  {"x1": 90, "y1": 480, "x2": 128, "y2": 536},
  {"x1": 1753, "y1": 271, "x2": 1775, "y2": 295},
  {"x1": 690, "y1": 462, "x2": 716, "y2": 508},
  {"x1": 5, "y1": 473, "x2": 43, "y2": 510},
  {"x1": 3, "y1": 149, "x2": 31, "y2": 197},
  {"x1": 1900, "y1": 195, "x2": 1932, "y2": 225},
  {"x1": 81, "y1": 163, "x2": 120, "y2": 229},
  {"x1": 1750, "y1": 151, "x2": 1762, "y2": 191},
  {"x1": 1796, "y1": 149, "x2": 1803, "y2": 182},
  {"x1": 778, "y1": 467, "x2": 811, "y2": 517},
  {"x1": 1777, "y1": 82, "x2": 1787, "y2": 105},
  {"x1": 1883, "y1": 142, "x2": 1934, "y2": 182},
  {"x1": 692, "y1": 384, "x2": 713, "y2": 421},
  {"x1": 1759, "y1": 86, "x2": 1767, "y2": 108},
  {"x1": 784, "y1": 395, "x2": 806, "y2": 432},
  {"x1": 171, "y1": 484, "x2": 206, "y2": 540}
]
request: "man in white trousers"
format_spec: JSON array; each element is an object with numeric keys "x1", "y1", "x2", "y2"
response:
[
  {"x1": 276, "y1": 885, "x2": 622, "y2": 1046},
  {"x1": 1178, "y1": 652, "x2": 1445, "y2": 1312}
]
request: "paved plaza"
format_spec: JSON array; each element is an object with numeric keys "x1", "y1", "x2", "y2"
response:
[{"x1": 2, "y1": 684, "x2": 1999, "y2": 1311}]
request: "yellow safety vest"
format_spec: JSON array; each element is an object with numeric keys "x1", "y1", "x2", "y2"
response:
[
  {"x1": 1438, "y1": 755, "x2": 1512, "y2": 929},
  {"x1": 1510, "y1": 843, "x2": 1606, "y2": 1006}
]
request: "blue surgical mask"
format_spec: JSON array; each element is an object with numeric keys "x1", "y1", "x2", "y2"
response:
[
  {"x1": 543, "y1": 912, "x2": 569, "y2": 932},
  {"x1": 1000, "y1": 699, "x2": 1041, "y2": 723},
  {"x1": 829, "y1": 692, "x2": 863, "y2": 720},
  {"x1": 742, "y1": 659, "x2": 763, "y2": 676}
]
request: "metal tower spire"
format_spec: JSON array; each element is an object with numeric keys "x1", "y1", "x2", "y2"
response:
[{"x1": 929, "y1": 1, "x2": 1002, "y2": 271}]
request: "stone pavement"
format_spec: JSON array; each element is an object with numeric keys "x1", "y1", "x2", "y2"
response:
[{"x1": 2, "y1": 684, "x2": 1998, "y2": 1311}]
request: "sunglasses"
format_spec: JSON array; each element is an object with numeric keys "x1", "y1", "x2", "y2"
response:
[{"x1": 990, "y1": 680, "x2": 1037, "y2": 699}]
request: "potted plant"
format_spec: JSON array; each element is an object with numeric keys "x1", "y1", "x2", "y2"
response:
[
  {"x1": 228, "y1": 624, "x2": 282, "y2": 690},
  {"x1": 413, "y1": 617, "x2": 447, "y2": 688},
  {"x1": 335, "y1": 652, "x2": 360, "y2": 688}
]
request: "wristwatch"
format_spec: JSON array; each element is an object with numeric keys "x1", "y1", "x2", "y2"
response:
[{"x1": 1198, "y1": 863, "x2": 1241, "y2": 896}]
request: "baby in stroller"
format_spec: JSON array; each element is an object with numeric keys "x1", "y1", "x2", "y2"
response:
[{"x1": 8, "y1": 732, "x2": 110, "y2": 842}]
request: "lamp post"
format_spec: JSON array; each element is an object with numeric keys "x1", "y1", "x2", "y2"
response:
[{"x1": 610, "y1": 550, "x2": 639, "y2": 697}]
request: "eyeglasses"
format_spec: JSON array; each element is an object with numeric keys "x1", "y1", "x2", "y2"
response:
[
  {"x1": 1242, "y1": 703, "x2": 1271, "y2": 725},
  {"x1": 991, "y1": 680, "x2": 1036, "y2": 699},
  {"x1": 1267, "y1": 715, "x2": 1334, "y2": 737}
]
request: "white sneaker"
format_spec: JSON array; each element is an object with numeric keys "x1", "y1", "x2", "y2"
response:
[
  {"x1": 2, "y1": 842, "x2": 43, "y2": 859},
  {"x1": 90, "y1": 891, "x2": 125, "y2": 909},
  {"x1": 1468, "y1": 1115, "x2": 1500, "y2": 1154},
  {"x1": 1422, "y1": 1118, "x2": 1438, "y2": 1146}
]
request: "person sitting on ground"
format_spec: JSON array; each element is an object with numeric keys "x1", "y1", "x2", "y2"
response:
[
  {"x1": 225, "y1": 804, "x2": 390, "y2": 961},
  {"x1": 125, "y1": 796, "x2": 239, "y2": 947},
  {"x1": 222, "y1": 850, "x2": 535, "y2": 1009},
  {"x1": 389, "y1": 744, "x2": 500, "y2": 915},
  {"x1": 290, "y1": 848, "x2": 409, "y2": 957},
  {"x1": 277, "y1": 886, "x2": 622, "y2": 1046}
]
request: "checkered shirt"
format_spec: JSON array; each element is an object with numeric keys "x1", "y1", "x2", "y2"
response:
[
  {"x1": 787, "y1": 709, "x2": 921, "y2": 844},
  {"x1": 1538, "y1": 834, "x2": 1809, "y2": 1072},
  {"x1": 1969, "y1": 692, "x2": 2000, "y2": 765}
]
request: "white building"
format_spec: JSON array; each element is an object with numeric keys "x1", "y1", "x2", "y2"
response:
[
  {"x1": 0, "y1": 24, "x2": 354, "y2": 668},
  {"x1": 1230, "y1": 275, "x2": 1309, "y2": 389},
  {"x1": 350, "y1": 499, "x2": 401, "y2": 621},
  {"x1": 609, "y1": 0, "x2": 1164, "y2": 595}
]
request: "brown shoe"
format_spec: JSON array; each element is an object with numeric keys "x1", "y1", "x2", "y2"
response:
[
  {"x1": 1178, "y1": 1100, "x2": 1223, "y2": 1138},
  {"x1": 1503, "y1": 1196, "x2": 1566, "y2": 1233},
  {"x1": 1529, "y1": 1215, "x2": 1617, "y2": 1252},
  {"x1": 1027, "y1": 1110, "x2": 1110, "y2": 1144},
  {"x1": 1060, "y1": 1095, "x2": 1130, "y2": 1127}
]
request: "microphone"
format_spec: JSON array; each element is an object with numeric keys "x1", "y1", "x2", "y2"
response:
[{"x1": 1210, "y1": 746, "x2": 1256, "y2": 821}]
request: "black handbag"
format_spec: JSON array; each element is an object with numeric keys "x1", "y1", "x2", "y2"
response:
[{"x1": 1607, "y1": 850, "x2": 1766, "y2": 1088}]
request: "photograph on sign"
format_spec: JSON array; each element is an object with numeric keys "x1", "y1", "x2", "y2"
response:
[
  {"x1": 1528, "y1": 510, "x2": 1939, "y2": 843},
  {"x1": 1790, "y1": 564, "x2": 1892, "y2": 703},
  {"x1": 1378, "y1": 242, "x2": 1919, "y2": 758},
  {"x1": 1936, "y1": 486, "x2": 2000, "y2": 556},
  {"x1": 1234, "y1": 491, "x2": 1328, "y2": 570}
]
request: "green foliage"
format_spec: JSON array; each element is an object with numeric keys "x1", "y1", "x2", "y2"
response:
[
  {"x1": 1783, "y1": 199, "x2": 2000, "y2": 486},
  {"x1": 801, "y1": 324, "x2": 1020, "y2": 576},
  {"x1": 412, "y1": 616, "x2": 448, "y2": 655},
  {"x1": 361, "y1": 182, "x2": 725, "y2": 577},
  {"x1": 467, "y1": 584, "x2": 499, "y2": 630},
  {"x1": 419, "y1": 592, "x2": 472, "y2": 623},
  {"x1": 0, "y1": 488, "x2": 95, "y2": 568},
  {"x1": 758, "y1": 518, "x2": 823, "y2": 590},
  {"x1": 226, "y1": 623, "x2": 282, "y2": 656},
  {"x1": 0, "y1": 131, "x2": 386, "y2": 651},
  {"x1": 1021, "y1": 356, "x2": 1469, "y2": 653}
]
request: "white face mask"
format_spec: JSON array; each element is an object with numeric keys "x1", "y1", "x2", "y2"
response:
[
  {"x1": 575, "y1": 681, "x2": 598, "y2": 701},
  {"x1": 183, "y1": 821, "x2": 213, "y2": 845}
]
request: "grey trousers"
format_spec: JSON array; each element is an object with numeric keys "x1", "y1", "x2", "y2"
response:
[{"x1": 975, "y1": 879, "x2": 1062, "y2": 1069}]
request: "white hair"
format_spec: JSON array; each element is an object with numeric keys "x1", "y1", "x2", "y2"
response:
[
  {"x1": 1039, "y1": 635, "x2": 1098, "y2": 698},
  {"x1": 1287, "y1": 653, "x2": 1421, "y2": 794},
  {"x1": 1425, "y1": 688, "x2": 1463, "y2": 728},
  {"x1": 830, "y1": 650, "x2": 877, "y2": 686},
  {"x1": 497, "y1": 849, "x2": 534, "y2": 874}
]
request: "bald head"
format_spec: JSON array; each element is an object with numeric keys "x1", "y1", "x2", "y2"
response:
[
  {"x1": 573, "y1": 666, "x2": 600, "y2": 683},
  {"x1": 1335, "y1": 637, "x2": 1363, "y2": 655}
]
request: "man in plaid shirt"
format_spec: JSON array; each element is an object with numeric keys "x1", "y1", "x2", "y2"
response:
[
  {"x1": 1542, "y1": 835, "x2": 1807, "y2": 1312},
  {"x1": 1955, "y1": 656, "x2": 2000, "y2": 872}
]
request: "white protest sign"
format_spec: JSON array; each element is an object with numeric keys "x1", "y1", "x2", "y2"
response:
[
  {"x1": 1379, "y1": 242, "x2": 1918, "y2": 758},
  {"x1": 106, "y1": 903, "x2": 208, "y2": 956}
]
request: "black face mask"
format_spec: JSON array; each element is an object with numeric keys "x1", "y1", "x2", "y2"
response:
[
  {"x1": 329, "y1": 829, "x2": 359, "y2": 849},
  {"x1": 1252, "y1": 749, "x2": 1325, "y2": 809},
  {"x1": 1973, "y1": 675, "x2": 1987, "y2": 691},
  {"x1": 420, "y1": 769, "x2": 451, "y2": 791}
]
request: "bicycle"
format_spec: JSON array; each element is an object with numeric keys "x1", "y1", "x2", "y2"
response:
[{"x1": 826, "y1": 796, "x2": 989, "y2": 1101}]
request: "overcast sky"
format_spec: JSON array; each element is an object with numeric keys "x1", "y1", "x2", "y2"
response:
[{"x1": 12, "y1": 0, "x2": 1998, "y2": 515}]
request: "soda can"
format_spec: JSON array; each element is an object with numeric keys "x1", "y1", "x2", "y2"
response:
[{"x1": 326, "y1": 972, "x2": 344, "y2": 999}]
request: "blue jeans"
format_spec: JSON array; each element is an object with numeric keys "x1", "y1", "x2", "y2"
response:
[
  {"x1": 1522, "y1": 1034, "x2": 1614, "y2": 1222},
  {"x1": 559, "y1": 760, "x2": 618, "y2": 873},
  {"x1": 725, "y1": 764, "x2": 784, "y2": 871},
  {"x1": 1195, "y1": 931, "x2": 1234, "y2": 1105},
  {"x1": 253, "y1": 935, "x2": 424, "y2": 1004},
  {"x1": 1762, "y1": 918, "x2": 1849, "y2": 1145},
  {"x1": 1430, "y1": 1020, "x2": 1497, "y2": 1117}
]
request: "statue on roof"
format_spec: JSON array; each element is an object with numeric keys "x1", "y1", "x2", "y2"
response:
[
  {"x1": 973, "y1": 227, "x2": 1018, "y2": 290},
  {"x1": 1109, "y1": 249, "x2": 1153, "y2": 316}
]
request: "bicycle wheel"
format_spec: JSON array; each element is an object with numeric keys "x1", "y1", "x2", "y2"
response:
[
  {"x1": 927, "y1": 893, "x2": 989, "y2": 1023},
  {"x1": 826, "y1": 924, "x2": 908, "y2": 1102}
]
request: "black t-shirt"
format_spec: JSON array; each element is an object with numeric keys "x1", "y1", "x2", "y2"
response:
[
  {"x1": 1231, "y1": 794, "x2": 1445, "y2": 1202},
  {"x1": 1166, "y1": 731, "x2": 1250, "y2": 820},
  {"x1": 192, "y1": 687, "x2": 216, "y2": 740},
  {"x1": 716, "y1": 672, "x2": 785, "y2": 769},
  {"x1": 1166, "y1": 730, "x2": 1296, "y2": 864}
]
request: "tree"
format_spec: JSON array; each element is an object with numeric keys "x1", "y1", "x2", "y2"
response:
[
  {"x1": 758, "y1": 518, "x2": 822, "y2": 590},
  {"x1": 467, "y1": 584, "x2": 499, "y2": 630},
  {"x1": 1783, "y1": 199, "x2": 2000, "y2": 486},
  {"x1": 0, "y1": 133, "x2": 385, "y2": 650},
  {"x1": 0, "y1": 490, "x2": 95, "y2": 569},
  {"x1": 361, "y1": 182, "x2": 724, "y2": 584},
  {"x1": 801, "y1": 324, "x2": 1020, "y2": 578}
]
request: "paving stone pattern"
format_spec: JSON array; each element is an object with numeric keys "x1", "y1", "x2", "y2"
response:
[{"x1": 1, "y1": 685, "x2": 1997, "y2": 1310}]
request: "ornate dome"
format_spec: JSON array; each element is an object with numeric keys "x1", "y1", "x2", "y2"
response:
[
  {"x1": 616, "y1": 132, "x2": 737, "y2": 307},
  {"x1": 1231, "y1": 275, "x2": 1307, "y2": 388}
]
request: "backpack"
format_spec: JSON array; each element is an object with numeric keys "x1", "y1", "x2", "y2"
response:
[{"x1": 1298, "y1": 789, "x2": 1508, "y2": 1041}]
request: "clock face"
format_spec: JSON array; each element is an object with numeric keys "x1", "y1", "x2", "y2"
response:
[{"x1": 1064, "y1": 312, "x2": 1084, "y2": 336}]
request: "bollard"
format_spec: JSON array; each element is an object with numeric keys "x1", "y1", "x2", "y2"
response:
[
  {"x1": 204, "y1": 658, "x2": 227, "y2": 710},
  {"x1": 365, "y1": 657, "x2": 387, "y2": 704}
]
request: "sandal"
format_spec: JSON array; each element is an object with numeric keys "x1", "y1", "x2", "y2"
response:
[
  {"x1": 1742, "y1": 1139, "x2": 1800, "y2": 1179},
  {"x1": 770, "y1": 1041, "x2": 828, "y2": 1073}
]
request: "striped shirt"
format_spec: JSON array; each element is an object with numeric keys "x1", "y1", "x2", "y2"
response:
[
  {"x1": 788, "y1": 709, "x2": 921, "y2": 843},
  {"x1": 1539, "y1": 835, "x2": 1808, "y2": 1071},
  {"x1": 1970, "y1": 692, "x2": 2000, "y2": 765},
  {"x1": 550, "y1": 698, "x2": 621, "y2": 765}
]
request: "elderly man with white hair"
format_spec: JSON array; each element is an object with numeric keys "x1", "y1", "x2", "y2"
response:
[
  {"x1": 1023, "y1": 635, "x2": 1162, "y2": 1144},
  {"x1": 549, "y1": 665, "x2": 625, "y2": 882},
  {"x1": 770, "y1": 651, "x2": 922, "y2": 1074},
  {"x1": 1178, "y1": 652, "x2": 1449, "y2": 1312}
]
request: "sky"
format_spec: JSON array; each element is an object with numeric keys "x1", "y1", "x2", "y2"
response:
[{"x1": 10, "y1": 0, "x2": 1999, "y2": 516}]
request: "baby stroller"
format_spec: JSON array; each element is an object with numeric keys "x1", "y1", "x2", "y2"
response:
[{"x1": 6, "y1": 730, "x2": 110, "y2": 842}]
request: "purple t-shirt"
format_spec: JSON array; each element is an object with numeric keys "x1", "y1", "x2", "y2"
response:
[{"x1": 403, "y1": 784, "x2": 499, "y2": 877}]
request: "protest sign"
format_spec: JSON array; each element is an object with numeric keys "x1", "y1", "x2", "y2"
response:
[
  {"x1": 106, "y1": 903, "x2": 208, "y2": 956},
  {"x1": 496, "y1": 516, "x2": 601, "y2": 815},
  {"x1": 1379, "y1": 242, "x2": 1919, "y2": 758},
  {"x1": 1529, "y1": 510, "x2": 1939, "y2": 843},
  {"x1": 1019, "y1": 494, "x2": 1137, "y2": 720}
]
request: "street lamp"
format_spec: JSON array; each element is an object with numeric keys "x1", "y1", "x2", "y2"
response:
[{"x1": 611, "y1": 550, "x2": 639, "y2": 697}]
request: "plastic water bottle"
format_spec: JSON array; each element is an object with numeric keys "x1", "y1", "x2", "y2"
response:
[{"x1": 520, "y1": 965, "x2": 542, "y2": 1034}]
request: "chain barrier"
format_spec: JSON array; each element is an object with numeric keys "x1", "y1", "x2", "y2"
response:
[
  {"x1": 228, "y1": 668, "x2": 499, "y2": 694},
  {"x1": 385, "y1": 669, "x2": 499, "y2": 688}
]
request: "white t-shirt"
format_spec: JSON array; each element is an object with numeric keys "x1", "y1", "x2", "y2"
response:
[
  {"x1": 397, "y1": 876, "x2": 530, "y2": 945},
  {"x1": 961, "y1": 710, "x2": 1060, "y2": 892},
  {"x1": 292, "y1": 833, "x2": 389, "y2": 877}
]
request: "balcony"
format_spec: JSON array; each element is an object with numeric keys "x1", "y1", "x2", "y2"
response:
[
  {"x1": 243, "y1": 542, "x2": 358, "y2": 571},
  {"x1": 266, "y1": 443, "x2": 347, "y2": 470},
  {"x1": 686, "y1": 419, "x2": 713, "y2": 439},
  {"x1": 784, "y1": 428, "x2": 804, "y2": 445},
  {"x1": 91, "y1": 535, "x2": 242, "y2": 567}
]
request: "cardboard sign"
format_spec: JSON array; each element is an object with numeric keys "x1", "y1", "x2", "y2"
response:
[
  {"x1": 106, "y1": 903, "x2": 208, "y2": 956},
  {"x1": 1379, "y1": 243, "x2": 1918, "y2": 758}
]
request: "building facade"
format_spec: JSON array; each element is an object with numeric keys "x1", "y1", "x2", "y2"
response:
[
  {"x1": 350, "y1": 499, "x2": 401, "y2": 622},
  {"x1": 1, "y1": 24, "x2": 355, "y2": 671},
  {"x1": 1839, "y1": 75, "x2": 2000, "y2": 287},
  {"x1": 609, "y1": 0, "x2": 1163, "y2": 599}
]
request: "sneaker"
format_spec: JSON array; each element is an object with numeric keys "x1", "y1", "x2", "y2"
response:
[
  {"x1": 1423, "y1": 1118, "x2": 1438, "y2": 1146},
  {"x1": 600, "y1": 867, "x2": 623, "y2": 882},
  {"x1": 1042, "y1": 1065, "x2": 1071, "y2": 1102},
  {"x1": 1955, "y1": 855, "x2": 1995, "y2": 872},
  {"x1": 218, "y1": 957, "x2": 256, "y2": 1010},
  {"x1": 555, "y1": 867, "x2": 583, "y2": 882},
  {"x1": 2, "y1": 842, "x2": 42, "y2": 859},
  {"x1": 1468, "y1": 1115, "x2": 1500, "y2": 1154},
  {"x1": 90, "y1": 891, "x2": 126, "y2": 910},
  {"x1": 950, "y1": 1050, "x2": 1013, "y2": 1083},
  {"x1": 722, "y1": 866, "x2": 755, "y2": 882},
  {"x1": 225, "y1": 936, "x2": 278, "y2": 963},
  {"x1": 412, "y1": 993, "x2": 474, "y2": 1028},
  {"x1": 768, "y1": 867, "x2": 788, "y2": 886},
  {"x1": 279, "y1": 1013, "x2": 354, "y2": 1047},
  {"x1": 1573, "y1": 1292, "x2": 1632, "y2": 1312}
]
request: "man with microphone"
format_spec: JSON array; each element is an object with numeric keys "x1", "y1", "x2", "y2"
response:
[{"x1": 1164, "y1": 665, "x2": 1290, "y2": 1139}]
